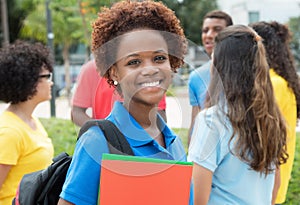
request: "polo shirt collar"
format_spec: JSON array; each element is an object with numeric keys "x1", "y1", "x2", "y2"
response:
[{"x1": 108, "y1": 101, "x2": 176, "y2": 148}]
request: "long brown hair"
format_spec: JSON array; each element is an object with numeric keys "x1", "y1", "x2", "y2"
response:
[{"x1": 207, "y1": 25, "x2": 288, "y2": 175}]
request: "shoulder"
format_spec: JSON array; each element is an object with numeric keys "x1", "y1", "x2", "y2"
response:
[
  {"x1": 33, "y1": 117, "x2": 47, "y2": 131},
  {"x1": 269, "y1": 69, "x2": 287, "y2": 87},
  {"x1": 0, "y1": 112, "x2": 24, "y2": 137},
  {"x1": 189, "y1": 61, "x2": 211, "y2": 82},
  {"x1": 269, "y1": 69, "x2": 293, "y2": 97},
  {"x1": 195, "y1": 106, "x2": 231, "y2": 139},
  {"x1": 0, "y1": 126, "x2": 23, "y2": 142},
  {"x1": 270, "y1": 69, "x2": 289, "y2": 91},
  {"x1": 72, "y1": 61, "x2": 100, "y2": 103},
  {"x1": 81, "y1": 60, "x2": 97, "y2": 73},
  {"x1": 77, "y1": 60, "x2": 99, "y2": 83},
  {"x1": 188, "y1": 106, "x2": 231, "y2": 170},
  {"x1": 78, "y1": 125, "x2": 108, "y2": 148},
  {"x1": 74, "y1": 125, "x2": 110, "y2": 165},
  {"x1": 197, "y1": 107, "x2": 220, "y2": 126},
  {"x1": 0, "y1": 114, "x2": 24, "y2": 153}
]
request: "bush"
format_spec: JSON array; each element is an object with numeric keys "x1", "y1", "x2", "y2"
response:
[{"x1": 40, "y1": 118, "x2": 79, "y2": 155}]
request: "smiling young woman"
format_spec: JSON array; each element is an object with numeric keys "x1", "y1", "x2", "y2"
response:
[
  {"x1": 111, "y1": 30, "x2": 171, "y2": 118},
  {"x1": 57, "y1": 1, "x2": 191, "y2": 205}
]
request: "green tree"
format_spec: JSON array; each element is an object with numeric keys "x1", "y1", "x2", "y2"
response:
[
  {"x1": 2, "y1": 0, "x2": 36, "y2": 45},
  {"x1": 77, "y1": 0, "x2": 118, "y2": 59},
  {"x1": 162, "y1": 0, "x2": 218, "y2": 45},
  {"x1": 15, "y1": 0, "x2": 218, "y2": 100},
  {"x1": 21, "y1": 0, "x2": 87, "y2": 99}
]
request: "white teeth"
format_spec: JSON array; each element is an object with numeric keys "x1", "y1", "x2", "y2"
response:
[{"x1": 141, "y1": 81, "x2": 160, "y2": 87}]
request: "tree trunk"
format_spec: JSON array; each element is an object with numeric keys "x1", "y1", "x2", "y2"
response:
[
  {"x1": 1, "y1": 0, "x2": 10, "y2": 46},
  {"x1": 62, "y1": 44, "x2": 71, "y2": 104}
]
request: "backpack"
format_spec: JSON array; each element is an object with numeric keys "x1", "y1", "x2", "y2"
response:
[{"x1": 12, "y1": 119, "x2": 134, "y2": 205}]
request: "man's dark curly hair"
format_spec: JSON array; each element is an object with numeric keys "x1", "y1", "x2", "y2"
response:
[
  {"x1": 250, "y1": 21, "x2": 300, "y2": 119},
  {"x1": 0, "y1": 41, "x2": 53, "y2": 104},
  {"x1": 92, "y1": 0, "x2": 187, "y2": 86}
]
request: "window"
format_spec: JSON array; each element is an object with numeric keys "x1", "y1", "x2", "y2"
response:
[{"x1": 249, "y1": 11, "x2": 259, "y2": 23}]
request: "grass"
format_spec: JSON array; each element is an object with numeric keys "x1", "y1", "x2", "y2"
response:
[
  {"x1": 40, "y1": 118, "x2": 79, "y2": 155},
  {"x1": 41, "y1": 118, "x2": 300, "y2": 204},
  {"x1": 40, "y1": 118, "x2": 190, "y2": 156},
  {"x1": 285, "y1": 132, "x2": 300, "y2": 204}
]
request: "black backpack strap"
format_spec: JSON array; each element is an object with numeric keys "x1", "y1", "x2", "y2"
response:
[{"x1": 78, "y1": 119, "x2": 134, "y2": 156}]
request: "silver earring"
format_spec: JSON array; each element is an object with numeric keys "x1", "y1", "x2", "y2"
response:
[{"x1": 113, "y1": 80, "x2": 118, "y2": 86}]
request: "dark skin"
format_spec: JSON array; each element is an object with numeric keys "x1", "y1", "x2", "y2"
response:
[
  {"x1": 111, "y1": 30, "x2": 171, "y2": 148},
  {"x1": 58, "y1": 29, "x2": 171, "y2": 205},
  {"x1": 127, "y1": 101, "x2": 165, "y2": 148}
]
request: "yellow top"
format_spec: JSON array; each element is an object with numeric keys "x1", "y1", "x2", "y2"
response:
[
  {"x1": 270, "y1": 69, "x2": 297, "y2": 204},
  {"x1": 0, "y1": 111, "x2": 54, "y2": 205}
]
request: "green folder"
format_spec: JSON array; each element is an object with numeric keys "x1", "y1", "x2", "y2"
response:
[{"x1": 102, "y1": 153, "x2": 193, "y2": 165}]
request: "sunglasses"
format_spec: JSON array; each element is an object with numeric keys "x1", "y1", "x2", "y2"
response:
[{"x1": 39, "y1": 73, "x2": 52, "y2": 82}]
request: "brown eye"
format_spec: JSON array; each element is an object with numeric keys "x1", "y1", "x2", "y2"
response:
[
  {"x1": 214, "y1": 27, "x2": 223, "y2": 32},
  {"x1": 127, "y1": 59, "x2": 141, "y2": 66},
  {"x1": 154, "y1": 55, "x2": 167, "y2": 63},
  {"x1": 202, "y1": 28, "x2": 209, "y2": 34}
]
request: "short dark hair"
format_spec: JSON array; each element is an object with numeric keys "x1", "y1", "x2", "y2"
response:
[
  {"x1": 0, "y1": 41, "x2": 53, "y2": 104},
  {"x1": 204, "y1": 10, "x2": 233, "y2": 26}
]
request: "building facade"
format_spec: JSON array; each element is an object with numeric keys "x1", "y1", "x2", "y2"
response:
[{"x1": 217, "y1": 0, "x2": 300, "y2": 24}]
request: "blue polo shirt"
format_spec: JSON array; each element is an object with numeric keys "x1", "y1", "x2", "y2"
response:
[
  {"x1": 60, "y1": 101, "x2": 190, "y2": 205},
  {"x1": 188, "y1": 106, "x2": 275, "y2": 204},
  {"x1": 188, "y1": 61, "x2": 211, "y2": 108}
]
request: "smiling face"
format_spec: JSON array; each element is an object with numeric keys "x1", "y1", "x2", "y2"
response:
[
  {"x1": 110, "y1": 30, "x2": 172, "y2": 109},
  {"x1": 202, "y1": 18, "x2": 227, "y2": 56}
]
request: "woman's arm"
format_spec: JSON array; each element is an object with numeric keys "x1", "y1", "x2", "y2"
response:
[
  {"x1": 71, "y1": 105, "x2": 91, "y2": 127},
  {"x1": 192, "y1": 163, "x2": 213, "y2": 205},
  {"x1": 0, "y1": 164, "x2": 12, "y2": 189},
  {"x1": 188, "y1": 106, "x2": 201, "y2": 146},
  {"x1": 57, "y1": 198, "x2": 75, "y2": 205},
  {"x1": 272, "y1": 168, "x2": 281, "y2": 205}
]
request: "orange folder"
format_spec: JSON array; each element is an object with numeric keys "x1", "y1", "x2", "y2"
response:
[{"x1": 98, "y1": 154, "x2": 192, "y2": 205}]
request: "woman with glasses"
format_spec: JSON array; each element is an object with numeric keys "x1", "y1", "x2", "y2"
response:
[{"x1": 0, "y1": 41, "x2": 54, "y2": 204}]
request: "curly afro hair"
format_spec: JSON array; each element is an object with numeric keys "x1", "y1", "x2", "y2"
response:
[
  {"x1": 92, "y1": 0, "x2": 187, "y2": 86},
  {"x1": 0, "y1": 41, "x2": 53, "y2": 104},
  {"x1": 250, "y1": 21, "x2": 300, "y2": 119}
]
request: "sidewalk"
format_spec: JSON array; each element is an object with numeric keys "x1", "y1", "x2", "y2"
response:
[
  {"x1": 0, "y1": 94, "x2": 192, "y2": 129},
  {"x1": 0, "y1": 98, "x2": 72, "y2": 120}
]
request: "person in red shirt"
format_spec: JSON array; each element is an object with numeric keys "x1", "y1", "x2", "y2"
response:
[{"x1": 71, "y1": 59, "x2": 167, "y2": 126}]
